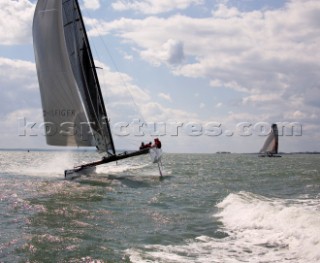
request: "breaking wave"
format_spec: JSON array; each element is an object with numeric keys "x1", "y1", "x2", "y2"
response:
[{"x1": 127, "y1": 191, "x2": 320, "y2": 263}]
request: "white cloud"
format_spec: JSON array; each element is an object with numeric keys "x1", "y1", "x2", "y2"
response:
[
  {"x1": 216, "y1": 102, "x2": 222, "y2": 108},
  {"x1": 242, "y1": 94, "x2": 281, "y2": 105},
  {"x1": 3, "y1": 108, "x2": 42, "y2": 131},
  {"x1": 0, "y1": 56, "x2": 198, "y2": 150},
  {"x1": 158, "y1": 93, "x2": 172, "y2": 102},
  {"x1": 83, "y1": 0, "x2": 101, "y2": 10},
  {"x1": 0, "y1": 0, "x2": 35, "y2": 45},
  {"x1": 139, "y1": 102, "x2": 197, "y2": 122},
  {"x1": 94, "y1": 60, "x2": 196, "y2": 124},
  {"x1": 95, "y1": 60, "x2": 150, "y2": 104},
  {"x1": 0, "y1": 57, "x2": 43, "y2": 148},
  {"x1": 85, "y1": 0, "x2": 320, "y2": 151},
  {"x1": 0, "y1": 57, "x2": 39, "y2": 117},
  {"x1": 141, "y1": 39, "x2": 185, "y2": 66},
  {"x1": 284, "y1": 110, "x2": 306, "y2": 120},
  {"x1": 112, "y1": 0, "x2": 204, "y2": 14},
  {"x1": 210, "y1": 79, "x2": 250, "y2": 93},
  {"x1": 1, "y1": 0, "x2": 319, "y2": 152},
  {"x1": 122, "y1": 52, "x2": 133, "y2": 61},
  {"x1": 212, "y1": 3, "x2": 240, "y2": 18},
  {"x1": 94, "y1": 0, "x2": 320, "y2": 99}
]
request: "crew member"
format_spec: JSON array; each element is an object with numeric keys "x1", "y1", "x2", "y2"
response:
[
  {"x1": 153, "y1": 138, "x2": 162, "y2": 149},
  {"x1": 139, "y1": 142, "x2": 145, "y2": 150}
]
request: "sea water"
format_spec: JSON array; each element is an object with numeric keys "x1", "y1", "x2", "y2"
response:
[{"x1": 0, "y1": 151, "x2": 319, "y2": 262}]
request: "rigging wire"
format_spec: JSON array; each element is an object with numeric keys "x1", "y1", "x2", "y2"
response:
[
  {"x1": 83, "y1": 9, "x2": 147, "y2": 123},
  {"x1": 82, "y1": 8, "x2": 151, "y2": 148}
]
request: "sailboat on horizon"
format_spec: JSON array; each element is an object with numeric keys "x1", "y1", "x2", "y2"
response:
[
  {"x1": 258, "y1": 123, "x2": 281, "y2": 157},
  {"x1": 32, "y1": 0, "x2": 162, "y2": 179}
]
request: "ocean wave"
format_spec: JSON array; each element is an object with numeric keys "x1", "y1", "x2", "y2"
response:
[
  {"x1": 127, "y1": 192, "x2": 320, "y2": 263},
  {"x1": 214, "y1": 191, "x2": 320, "y2": 262}
]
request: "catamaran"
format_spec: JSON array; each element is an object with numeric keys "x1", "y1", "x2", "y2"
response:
[
  {"x1": 258, "y1": 124, "x2": 281, "y2": 157},
  {"x1": 32, "y1": 0, "x2": 162, "y2": 179}
]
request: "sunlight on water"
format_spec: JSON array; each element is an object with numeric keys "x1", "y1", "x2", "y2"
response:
[
  {"x1": 0, "y1": 151, "x2": 320, "y2": 262},
  {"x1": 2, "y1": 152, "x2": 77, "y2": 178},
  {"x1": 215, "y1": 192, "x2": 320, "y2": 262},
  {"x1": 96, "y1": 162, "x2": 149, "y2": 175},
  {"x1": 127, "y1": 192, "x2": 320, "y2": 263}
]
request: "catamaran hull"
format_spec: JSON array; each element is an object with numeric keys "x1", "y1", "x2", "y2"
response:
[
  {"x1": 258, "y1": 154, "x2": 282, "y2": 157},
  {"x1": 64, "y1": 166, "x2": 96, "y2": 180},
  {"x1": 64, "y1": 149, "x2": 150, "y2": 180}
]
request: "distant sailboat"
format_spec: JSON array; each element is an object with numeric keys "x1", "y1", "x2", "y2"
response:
[
  {"x1": 33, "y1": 0, "x2": 162, "y2": 179},
  {"x1": 258, "y1": 124, "x2": 281, "y2": 157}
]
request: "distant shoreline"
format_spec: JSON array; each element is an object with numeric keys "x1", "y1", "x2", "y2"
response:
[
  {"x1": 0, "y1": 148, "x2": 95, "y2": 152},
  {"x1": 0, "y1": 148, "x2": 319, "y2": 154}
]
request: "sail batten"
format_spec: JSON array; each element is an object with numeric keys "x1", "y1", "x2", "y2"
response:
[{"x1": 33, "y1": 0, "x2": 115, "y2": 155}]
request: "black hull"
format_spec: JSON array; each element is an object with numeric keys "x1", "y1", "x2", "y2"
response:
[
  {"x1": 64, "y1": 148, "x2": 150, "y2": 180},
  {"x1": 258, "y1": 154, "x2": 282, "y2": 158}
]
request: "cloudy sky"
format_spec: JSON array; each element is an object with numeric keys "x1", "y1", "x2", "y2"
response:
[{"x1": 0, "y1": 0, "x2": 319, "y2": 153}]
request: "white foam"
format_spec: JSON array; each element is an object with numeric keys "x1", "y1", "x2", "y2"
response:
[
  {"x1": 126, "y1": 192, "x2": 320, "y2": 263},
  {"x1": 4, "y1": 152, "x2": 76, "y2": 178},
  {"x1": 96, "y1": 162, "x2": 148, "y2": 175},
  {"x1": 215, "y1": 191, "x2": 320, "y2": 262},
  {"x1": 2, "y1": 151, "x2": 153, "y2": 179}
]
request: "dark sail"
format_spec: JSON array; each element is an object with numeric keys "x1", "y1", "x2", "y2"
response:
[
  {"x1": 260, "y1": 124, "x2": 279, "y2": 155},
  {"x1": 33, "y1": 0, "x2": 115, "y2": 155}
]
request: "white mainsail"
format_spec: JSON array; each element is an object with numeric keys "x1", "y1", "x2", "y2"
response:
[
  {"x1": 33, "y1": 0, "x2": 159, "y2": 179},
  {"x1": 259, "y1": 124, "x2": 279, "y2": 155},
  {"x1": 33, "y1": 0, "x2": 115, "y2": 155}
]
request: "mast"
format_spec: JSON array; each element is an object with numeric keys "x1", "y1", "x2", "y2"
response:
[{"x1": 71, "y1": 0, "x2": 116, "y2": 155}]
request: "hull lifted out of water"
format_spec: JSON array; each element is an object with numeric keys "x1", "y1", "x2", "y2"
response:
[
  {"x1": 32, "y1": 0, "x2": 163, "y2": 179},
  {"x1": 64, "y1": 149, "x2": 150, "y2": 180}
]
